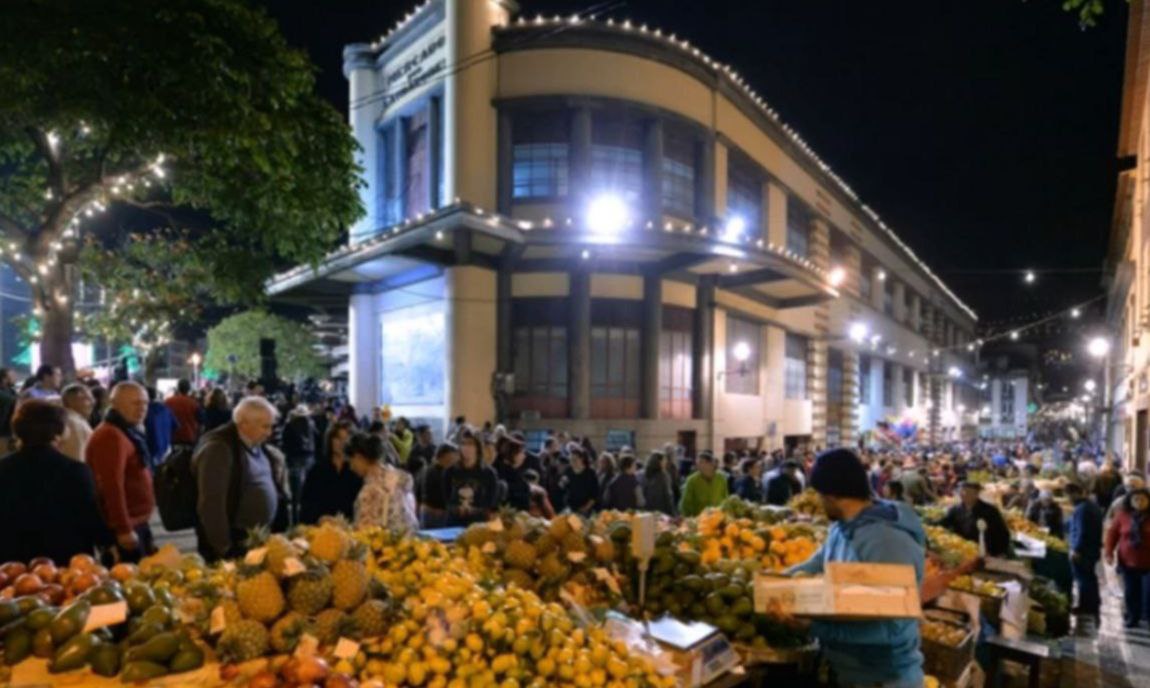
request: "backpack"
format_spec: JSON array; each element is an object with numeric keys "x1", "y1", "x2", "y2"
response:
[{"x1": 154, "y1": 444, "x2": 198, "y2": 531}]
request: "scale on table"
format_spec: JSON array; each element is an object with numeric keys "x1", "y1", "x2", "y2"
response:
[{"x1": 625, "y1": 514, "x2": 739, "y2": 687}]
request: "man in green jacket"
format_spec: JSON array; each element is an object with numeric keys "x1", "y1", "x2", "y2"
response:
[{"x1": 679, "y1": 451, "x2": 728, "y2": 517}]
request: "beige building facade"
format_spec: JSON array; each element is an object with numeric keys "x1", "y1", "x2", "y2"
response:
[{"x1": 269, "y1": 0, "x2": 977, "y2": 453}]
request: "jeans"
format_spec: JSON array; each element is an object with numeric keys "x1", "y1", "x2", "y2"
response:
[
  {"x1": 287, "y1": 466, "x2": 308, "y2": 528},
  {"x1": 1121, "y1": 567, "x2": 1150, "y2": 625},
  {"x1": 1072, "y1": 556, "x2": 1101, "y2": 615}
]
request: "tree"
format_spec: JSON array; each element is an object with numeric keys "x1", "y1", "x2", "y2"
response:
[
  {"x1": 0, "y1": 0, "x2": 361, "y2": 374},
  {"x1": 204, "y1": 310, "x2": 326, "y2": 383}
]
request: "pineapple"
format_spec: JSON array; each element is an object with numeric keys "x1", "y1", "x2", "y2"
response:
[
  {"x1": 288, "y1": 566, "x2": 333, "y2": 615},
  {"x1": 219, "y1": 599, "x2": 243, "y2": 625},
  {"x1": 310, "y1": 522, "x2": 350, "y2": 564},
  {"x1": 269, "y1": 612, "x2": 312, "y2": 653},
  {"x1": 503, "y1": 540, "x2": 538, "y2": 570},
  {"x1": 456, "y1": 523, "x2": 497, "y2": 549},
  {"x1": 350, "y1": 599, "x2": 390, "y2": 639},
  {"x1": 503, "y1": 568, "x2": 537, "y2": 591},
  {"x1": 538, "y1": 552, "x2": 568, "y2": 582},
  {"x1": 265, "y1": 534, "x2": 297, "y2": 578},
  {"x1": 534, "y1": 533, "x2": 558, "y2": 557},
  {"x1": 313, "y1": 608, "x2": 355, "y2": 645},
  {"x1": 592, "y1": 536, "x2": 617, "y2": 564},
  {"x1": 562, "y1": 530, "x2": 587, "y2": 554},
  {"x1": 236, "y1": 567, "x2": 285, "y2": 623},
  {"x1": 217, "y1": 619, "x2": 269, "y2": 663},
  {"x1": 548, "y1": 516, "x2": 572, "y2": 541},
  {"x1": 331, "y1": 557, "x2": 369, "y2": 610}
]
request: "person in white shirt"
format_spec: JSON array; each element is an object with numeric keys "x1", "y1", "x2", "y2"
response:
[{"x1": 58, "y1": 384, "x2": 94, "y2": 462}]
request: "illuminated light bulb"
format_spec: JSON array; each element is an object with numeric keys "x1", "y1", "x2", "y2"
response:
[
  {"x1": 728, "y1": 263, "x2": 738, "y2": 273},
  {"x1": 581, "y1": 249, "x2": 591, "y2": 260},
  {"x1": 876, "y1": 269, "x2": 887, "y2": 282},
  {"x1": 827, "y1": 266, "x2": 846, "y2": 287},
  {"x1": 434, "y1": 230, "x2": 444, "y2": 241},
  {"x1": 1024, "y1": 270, "x2": 1036, "y2": 284},
  {"x1": 1010, "y1": 331, "x2": 1019, "y2": 341},
  {"x1": 732, "y1": 341, "x2": 751, "y2": 362},
  {"x1": 848, "y1": 322, "x2": 869, "y2": 343},
  {"x1": 722, "y1": 216, "x2": 746, "y2": 242},
  {"x1": 1070, "y1": 308, "x2": 1081, "y2": 319},
  {"x1": 586, "y1": 194, "x2": 629, "y2": 235}
]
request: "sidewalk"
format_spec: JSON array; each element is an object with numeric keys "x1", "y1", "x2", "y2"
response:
[{"x1": 1060, "y1": 576, "x2": 1150, "y2": 688}]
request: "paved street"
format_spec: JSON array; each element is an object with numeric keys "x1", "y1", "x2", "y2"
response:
[{"x1": 1061, "y1": 573, "x2": 1150, "y2": 688}]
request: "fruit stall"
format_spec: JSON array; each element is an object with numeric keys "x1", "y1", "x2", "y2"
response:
[{"x1": 0, "y1": 495, "x2": 985, "y2": 688}]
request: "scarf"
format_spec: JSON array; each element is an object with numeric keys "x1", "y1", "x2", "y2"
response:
[
  {"x1": 104, "y1": 408, "x2": 154, "y2": 470},
  {"x1": 1131, "y1": 508, "x2": 1147, "y2": 549}
]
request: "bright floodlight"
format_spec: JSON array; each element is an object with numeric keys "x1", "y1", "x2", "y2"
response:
[
  {"x1": 947, "y1": 366, "x2": 962, "y2": 379},
  {"x1": 848, "y1": 322, "x2": 869, "y2": 343},
  {"x1": 732, "y1": 341, "x2": 751, "y2": 362},
  {"x1": 1084, "y1": 379, "x2": 1097, "y2": 393},
  {"x1": 1010, "y1": 331, "x2": 1020, "y2": 341},
  {"x1": 723, "y1": 215, "x2": 746, "y2": 242},
  {"x1": 876, "y1": 269, "x2": 887, "y2": 282},
  {"x1": 827, "y1": 266, "x2": 847, "y2": 287},
  {"x1": 1088, "y1": 337, "x2": 1111, "y2": 359},
  {"x1": 1024, "y1": 270, "x2": 1036, "y2": 284},
  {"x1": 1070, "y1": 308, "x2": 1081, "y2": 319},
  {"x1": 587, "y1": 194, "x2": 629, "y2": 235}
]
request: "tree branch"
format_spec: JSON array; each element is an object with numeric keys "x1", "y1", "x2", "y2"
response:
[{"x1": 25, "y1": 126, "x2": 66, "y2": 199}]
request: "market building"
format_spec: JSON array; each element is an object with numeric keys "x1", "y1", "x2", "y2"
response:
[
  {"x1": 268, "y1": 0, "x2": 977, "y2": 451},
  {"x1": 1106, "y1": 0, "x2": 1150, "y2": 472}
]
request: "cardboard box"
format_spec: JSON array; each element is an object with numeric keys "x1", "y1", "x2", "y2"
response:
[{"x1": 753, "y1": 562, "x2": 922, "y2": 620}]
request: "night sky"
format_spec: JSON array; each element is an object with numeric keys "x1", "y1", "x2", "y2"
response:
[{"x1": 265, "y1": 0, "x2": 1128, "y2": 331}]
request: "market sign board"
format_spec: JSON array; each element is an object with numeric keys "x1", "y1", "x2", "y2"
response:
[{"x1": 380, "y1": 21, "x2": 446, "y2": 114}]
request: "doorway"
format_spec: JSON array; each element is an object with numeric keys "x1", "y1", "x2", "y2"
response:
[{"x1": 1136, "y1": 410, "x2": 1147, "y2": 473}]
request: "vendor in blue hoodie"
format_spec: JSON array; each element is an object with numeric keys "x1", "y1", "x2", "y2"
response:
[{"x1": 785, "y1": 448, "x2": 926, "y2": 688}]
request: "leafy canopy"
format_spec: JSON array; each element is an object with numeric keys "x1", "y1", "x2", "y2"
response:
[{"x1": 204, "y1": 310, "x2": 326, "y2": 381}]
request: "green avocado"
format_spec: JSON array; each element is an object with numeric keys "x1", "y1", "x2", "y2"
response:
[
  {"x1": 15, "y1": 596, "x2": 45, "y2": 615},
  {"x1": 49, "y1": 632, "x2": 96, "y2": 673},
  {"x1": 0, "y1": 600, "x2": 20, "y2": 625},
  {"x1": 120, "y1": 660, "x2": 168, "y2": 683},
  {"x1": 139, "y1": 605, "x2": 173, "y2": 630},
  {"x1": 24, "y1": 607, "x2": 58, "y2": 632},
  {"x1": 168, "y1": 645, "x2": 205, "y2": 673},
  {"x1": 704, "y1": 592, "x2": 727, "y2": 616},
  {"x1": 90, "y1": 641, "x2": 123, "y2": 677},
  {"x1": 125, "y1": 632, "x2": 180, "y2": 664},
  {"x1": 32, "y1": 627, "x2": 55, "y2": 658},
  {"x1": 86, "y1": 585, "x2": 124, "y2": 606},
  {"x1": 126, "y1": 621, "x2": 164, "y2": 645},
  {"x1": 49, "y1": 599, "x2": 91, "y2": 645},
  {"x1": 2, "y1": 625, "x2": 33, "y2": 665},
  {"x1": 124, "y1": 584, "x2": 156, "y2": 616}
]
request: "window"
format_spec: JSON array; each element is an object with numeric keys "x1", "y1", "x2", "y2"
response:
[
  {"x1": 785, "y1": 334, "x2": 808, "y2": 400},
  {"x1": 727, "y1": 157, "x2": 762, "y2": 234},
  {"x1": 663, "y1": 131, "x2": 696, "y2": 218},
  {"x1": 882, "y1": 280, "x2": 894, "y2": 316},
  {"x1": 1000, "y1": 383, "x2": 1015, "y2": 424},
  {"x1": 592, "y1": 116, "x2": 644, "y2": 202},
  {"x1": 591, "y1": 326, "x2": 641, "y2": 417},
  {"x1": 404, "y1": 109, "x2": 431, "y2": 217},
  {"x1": 512, "y1": 143, "x2": 569, "y2": 199},
  {"x1": 859, "y1": 355, "x2": 871, "y2": 405},
  {"x1": 827, "y1": 348, "x2": 844, "y2": 404},
  {"x1": 659, "y1": 329, "x2": 693, "y2": 419},
  {"x1": 882, "y1": 363, "x2": 893, "y2": 408},
  {"x1": 726, "y1": 316, "x2": 762, "y2": 395},
  {"x1": 859, "y1": 258, "x2": 872, "y2": 301},
  {"x1": 512, "y1": 326, "x2": 568, "y2": 417},
  {"x1": 904, "y1": 368, "x2": 914, "y2": 407},
  {"x1": 377, "y1": 127, "x2": 401, "y2": 226},
  {"x1": 786, "y1": 200, "x2": 811, "y2": 257}
]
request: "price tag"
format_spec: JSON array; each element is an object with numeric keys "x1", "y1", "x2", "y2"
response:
[
  {"x1": 482, "y1": 542, "x2": 498, "y2": 554},
  {"x1": 244, "y1": 547, "x2": 268, "y2": 565},
  {"x1": 591, "y1": 568, "x2": 620, "y2": 595},
  {"x1": 295, "y1": 633, "x2": 319, "y2": 658},
  {"x1": 209, "y1": 606, "x2": 227, "y2": 635},
  {"x1": 334, "y1": 637, "x2": 361, "y2": 659},
  {"x1": 82, "y1": 601, "x2": 128, "y2": 632},
  {"x1": 282, "y1": 557, "x2": 306, "y2": 577},
  {"x1": 487, "y1": 518, "x2": 504, "y2": 533},
  {"x1": 221, "y1": 561, "x2": 236, "y2": 573},
  {"x1": 567, "y1": 551, "x2": 587, "y2": 564},
  {"x1": 292, "y1": 538, "x2": 310, "y2": 552}
]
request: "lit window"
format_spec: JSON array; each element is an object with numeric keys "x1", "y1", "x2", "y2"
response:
[
  {"x1": 512, "y1": 143, "x2": 569, "y2": 199},
  {"x1": 662, "y1": 158, "x2": 695, "y2": 218},
  {"x1": 726, "y1": 317, "x2": 761, "y2": 395},
  {"x1": 784, "y1": 334, "x2": 808, "y2": 400},
  {"x1": 591, "y1": 144, "x2": 643, "y2": 202},
  {"x1": 727, "y1": 159, "x2": 762, "y2": 232}
]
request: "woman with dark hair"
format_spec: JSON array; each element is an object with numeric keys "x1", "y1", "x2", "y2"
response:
[
  {"x1": 734, "y1": 457, "x2": 765, "y2": 503},
  {"x1": 299, "y1": 420, "x2": 361, "y2": 524},
  {"x1": 1106, "y1": 487, "x2": 1150, "y2": 628},
  {"x1": 346, "y1": 432, "x2": 418, "y2": 532},
  {"x1": 564, "y1": 447, "x2": 601, "y2": 515},
  {"x1": 445, "y1": 430, "x2": 498, "y2": 525},
  {"x1": 203, "y1": 388, "x2": 232, "y2": 432},
  {"x1": 643, "y1": 452, "x2": 677, "y2": 516},
  {"x1": 0, "y1": 401, "x2": 112, "y2": 564}
]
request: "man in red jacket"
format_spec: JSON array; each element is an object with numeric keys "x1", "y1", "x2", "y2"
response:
[{"x1": 86, "y1": 381, "x2": 155, "y2": 563}]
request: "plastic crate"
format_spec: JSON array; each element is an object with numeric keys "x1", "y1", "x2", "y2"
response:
[{"x1": 921, "y1": 617, "x2": 976, "y2": 683}]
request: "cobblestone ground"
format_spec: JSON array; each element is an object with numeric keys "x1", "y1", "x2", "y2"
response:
[{"x1": 153, "y1": 519, "x2": 1150, "y2": 687}]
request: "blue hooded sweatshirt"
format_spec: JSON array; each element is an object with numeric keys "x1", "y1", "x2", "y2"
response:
[{"x1": 788, "y1": 500, "x2": 925, "y2": 688}]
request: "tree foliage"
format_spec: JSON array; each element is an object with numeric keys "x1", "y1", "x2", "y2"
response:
[
  {"x1": 204, "y1": 310, "x2": 326, "y2": 382},
  {"x1": 0, "y1": 0, "x2": 362, "y2": 372}
]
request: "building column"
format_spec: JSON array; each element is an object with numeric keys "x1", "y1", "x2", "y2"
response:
[
  {"x1": 640, "y1": 275, "x2": 662, "y2": 420},
  {"x1": 427, "y1": 96, "x2": 441, "y2": 210},
  {"x1": 570, "y1": 108, "x2": 592, "y2": 211},
  {"x1": 871, "y1": 358, "x2": 886, "y2": 416},
  {"x1": 766, "y1": 182, "x2": 788, "y2": 249},
  {"x1": 348, "y1": 290, "x2": 379, "y2": 415},
  {"x1": 928, "y1": 375, "x2": 942, "y2": 444},
  {"x1": 568, "y1": 269, "x2": 591, "y2": 420},
  {"x1": 345, "y1": 47, "x2": 377, "y2": 241},
  {"x1": 890, "y1": 362, "x2": 905, "y2": 414},
  {"x1": 391, "y1": 119, "x2": 406, "y2": 223},
  {"x1": 696, "y1": 136, "x2": 715, "y2": 222},
  {"x1": 910, "y1": 293, "x2": 922, "y2": 333},
  {"x1": 809, "y1": 218, "x2": 831, "y2": 447},
  {"x1": 892, "y1": 280, "x2": 906, "y2": 324},
  {"x1": 496, "y1": 110, "x2": 513, "y2": 215},
  {"x1": 496, "y1": 268, "x2": 512, "y2": 374},
  {"x1": 845, "y1": 244, "x2": 863, "y2": 300},
  {"x1": 643, "y1": 119, "x2": 664, "y2": 220},
  {"x1": 871, "y1": 271, "x2": 885, "y2": 312},
  {"x1": 842, "y1": 349, "x2": 860, "y2": 447},
  {"x1": 692, "y1": 277, "x2": 715, "y2": 420}
]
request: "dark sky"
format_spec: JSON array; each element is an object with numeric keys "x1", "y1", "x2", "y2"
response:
[{"x1": 265, "y1": 0, "x2": 1128, "y2": 328}]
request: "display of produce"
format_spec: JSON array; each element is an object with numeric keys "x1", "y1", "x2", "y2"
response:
[
  {"x1": 1003, "y1": 510, "x2": 1069, "y2": 553},
  {"x1": 785, "y1": 490, "x2": 825, "y2": 519},
  {"x1": 920, "y1": 619, "x2": 968, "y2": 647},
  {"x1": 923, "y1": 526, "x2": 980, "y2": 569},
  {"x1": 948, "y1": 575, "x2": 1006, "y2": 599}
]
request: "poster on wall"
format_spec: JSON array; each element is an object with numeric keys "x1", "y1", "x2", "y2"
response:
[{"x1": 379, "y1": 305, "x2": 445, "y2": 406}]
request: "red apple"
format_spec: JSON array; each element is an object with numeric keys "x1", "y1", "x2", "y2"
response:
[
  {"x1": 69, "y1": 572, "x2": 99, "y2": 595},
  {"x1": 0, "y1": 572, "x2": 9, "y2": 590},
  {"x1": 31, "y1": 563, "x2": 58, "y2": 584},
  {"x1": 28, "y1": 557, "x2": 53, "y2": 570},
  {"x1": 0, "y1": 587, "x2": 14, "y2": 600},
  {"x1": 13, "y1": 573, "x2": 43, "y2": 596},
  {"x1": 0, "y1": 562, "x2": 26, "y2": 580},
  {"x1": 68, "y1": 554, "x2": 96, "y2": 573},
  {"x1": 39, "y1": 583, "x2": 65, "y2": 605}
]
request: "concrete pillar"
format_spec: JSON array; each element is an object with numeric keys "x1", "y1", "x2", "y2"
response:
[
  {"x1": 810, "y1": 218, "x2": 830, "y2": 272},
  {"x1": 696, "y1": 136, "x2": 715, "y2": 222},
  {"x1": 845, "y1": 244, "x2": 863, "y2": 300},
  {"x1": 391, "y1": 119, "x2": 406, "y2": 222},
  {"x1": 893, "y1": 281, "x2": 906, "y2": 324},
  {"x1": 344, "y1": 45, "x2": 378, "y2": 241},
  {"x1": 570, "y1": 108, "x2": 593, "y2": 210},
  {"x1": 640, "y1": 275, "x2": 662, "y2": 419},
  {"x1": 872, "y1": 358, "x2": 886, "y2": 413},
  {"x1": 445, "y1": 266, "x2": 497, "y2": 426},
  {"x1": 871, "y1": 273, "x2": 885, "y2": 312},
  {"x1": 428, "y1": 96, "x2": 441, "y2": 210},
  {"x1": 910, "y1": 293, "x2": 922, "y2": 332},
  {"x1": 842, "y1": 349, "x2": 859, "y2": 447},
  {"x1": 928, "y1": 375, "x2": 942, "y2": 444},
  {"x1": 758, "y1": 180, "x2": 772, "y2": 242},
  {"x1": 809, "y1": 338, "x2": 828, "y2": 448},
  {"x1": 692, "y1": 277, "x2": 715, "y2": 420},
  {"x1": 348, "y1": 290, "x2": 379, "y2": 414},
  {"x1": 713, "y1": 141, "x2": 729, "y2": 219},
  {"x1": 568, "y1": 269, "x2": 591, "y2": 419},
  {"x1": 496, "y1": 110, "x2": 513, "y2": 214},
  {"x1": 496, "y1": 268, "x2": 512, "y2": 373},
  {"x1": 766, "y1": 182, "x2": 788, "y2": 249},
  {"x1": 643, "y1": 119, "x2": 664, "y2": 219}
]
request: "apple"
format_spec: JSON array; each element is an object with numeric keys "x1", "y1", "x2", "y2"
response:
[
  {"x1": 68, "y1": 554, "x2": 96, "y2": 572},
  {"x1": 40, "y1": 583, "x2": 66, "y2": 605},
  {"x1": 0, "y1": 587, "x2": 14, "y2": 600},
  {"x1": 110, "y1": 563, "x2": 137, "y2": 583},
  {"x1": 13, "y1": 573, "x2": 43, "y2": 596},
  {"x1": 0, "y1": 562, "x2": 27, "y2": 580},
  {"x1": 28, "y1": 557, "x2": 53, "y2": 570},
  {"x1": 69, "y1": 572, "x2": 100, "y2": 594},
  {"x1": 31, "y1": 563, "x2": 58, "y2": 584}
]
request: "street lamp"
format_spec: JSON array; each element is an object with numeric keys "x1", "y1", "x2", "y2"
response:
[
  {"x1": 587, "y1": 193, "x2": 629, "y2": 235},
  {"x1": 189, "y1": 352, "x2": 202, "y2": 388},
  {"x1": 723, "y1": 216, "x2": 746, "y2": 242},
  {"x1": 1088, "y1": 337, "x2": 1112, "y2": 457},
  {"x1": 848, "y1": 322, "x2": 869, "y2": 343},
  {"x1": 1084, "y1": 379, "x2": 1097, "y2": 393},
  {"x1": 828, "y1": 266, "x2": 847, "y2": 287}
]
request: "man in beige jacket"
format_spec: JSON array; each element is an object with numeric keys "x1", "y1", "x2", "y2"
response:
[{"x1": 59, "y1": 384, "x2": 94, "y2": 461}]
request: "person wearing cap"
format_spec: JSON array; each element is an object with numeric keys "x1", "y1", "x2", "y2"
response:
[
  {"x1": 679, "y1": 451, "x2": 728, "y2": 517},
  {"x1": 784, "y1": 448, "x2": 926, "y2": 688},
  {"x1": 940, "y1": 481, "x2": 1011, "y2": 557}
]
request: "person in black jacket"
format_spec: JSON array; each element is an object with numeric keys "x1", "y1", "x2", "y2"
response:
[
  {"x1": 0, "y1": 401, "x2": 112, "y2": 565},
  {"x1": 940, "y1": 481, "x2": 1012, "y2": 557},
  {"x1": 445, "y1": 430, "x2": 498, "y2": 525},
  {"x1": 408, "y1": 424, "x2": 436, "y2": 478},
  {"x1": 418, "y1": 443, "x2": 458, "y2": 528},
  {"x1": 495, "y1": 432, "x2": 532, "y2": 511},
  {"x1": 765, "y1": 460, "x2": 803, "y2": 506},
  {"x1": 299, "y1": 420, "x2": 361, "y2": 525},
  {"x1": 563, "y1": 447, "x2": 600, "y2": 515},
  {"x1": 734, "y1": 457, "x2": 765, "y2": 503},
  {"x1": 281, "y1": 406, "x2": 317, "y2": 526}
]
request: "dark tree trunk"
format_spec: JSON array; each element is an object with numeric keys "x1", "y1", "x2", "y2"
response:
[{"x1": 39, "y1": 300, "x2": 76, "y2": 377}]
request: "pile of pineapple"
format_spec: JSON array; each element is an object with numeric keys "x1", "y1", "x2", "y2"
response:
[
  {"x1": 691, "y1": 507, "x2": 821, "y2": 571},
  {"x1": 188, "y1": 523, "x2": 393, "y2": 668}
]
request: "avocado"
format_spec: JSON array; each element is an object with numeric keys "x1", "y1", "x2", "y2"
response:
[
  {"x1": 89, "y1": 641, "x2": 123, "y2": 677},
  {"x1": 120, "y1": 660, "x2": 168, "y2": 683},
  {"x1": 49, "y1": 599, "x2": 91, "y2": 645},
  {"x1": 704, "y1": 592, "x2": 726, "y2": 616},
  {"x1": 85, "y1": 585, "x2": 124, "y2": 606},
  {"x1": 675, "y1": 550, "x2": 702, "y2": 566},
  {"x1": 24, "y1": 607, "x2": 58, "y2": 632},
  {"x1": 125, "y1": 631, "x2": 180, "y2": 664},
  {"x1": 123, "y1": 584, "x2": 156, "y2": 616},
  {"x1": 15, "y1": 596, "x2": 45, "y2": 615},
  {"x1": 0, "y1": 600, "x2": 20, "y2": 625},
  {"x1": 49, "y1": 632, "x2": 96, "y2": 673},
  {"x1": 168, "y1": 645, "x2": 205, "y2": 673},
  {"x1": 126, "y1": 621, "x2": 164, "y2": 645},
  {"x1": 32, "y1": 627, "x2": 54, "y2": 658},
  {"x1": 2, "y1": 625, "x2": 32, "y2": 665},
  {"x1": 139, "y1": 604, "x2": 173, "y2": 629}
]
